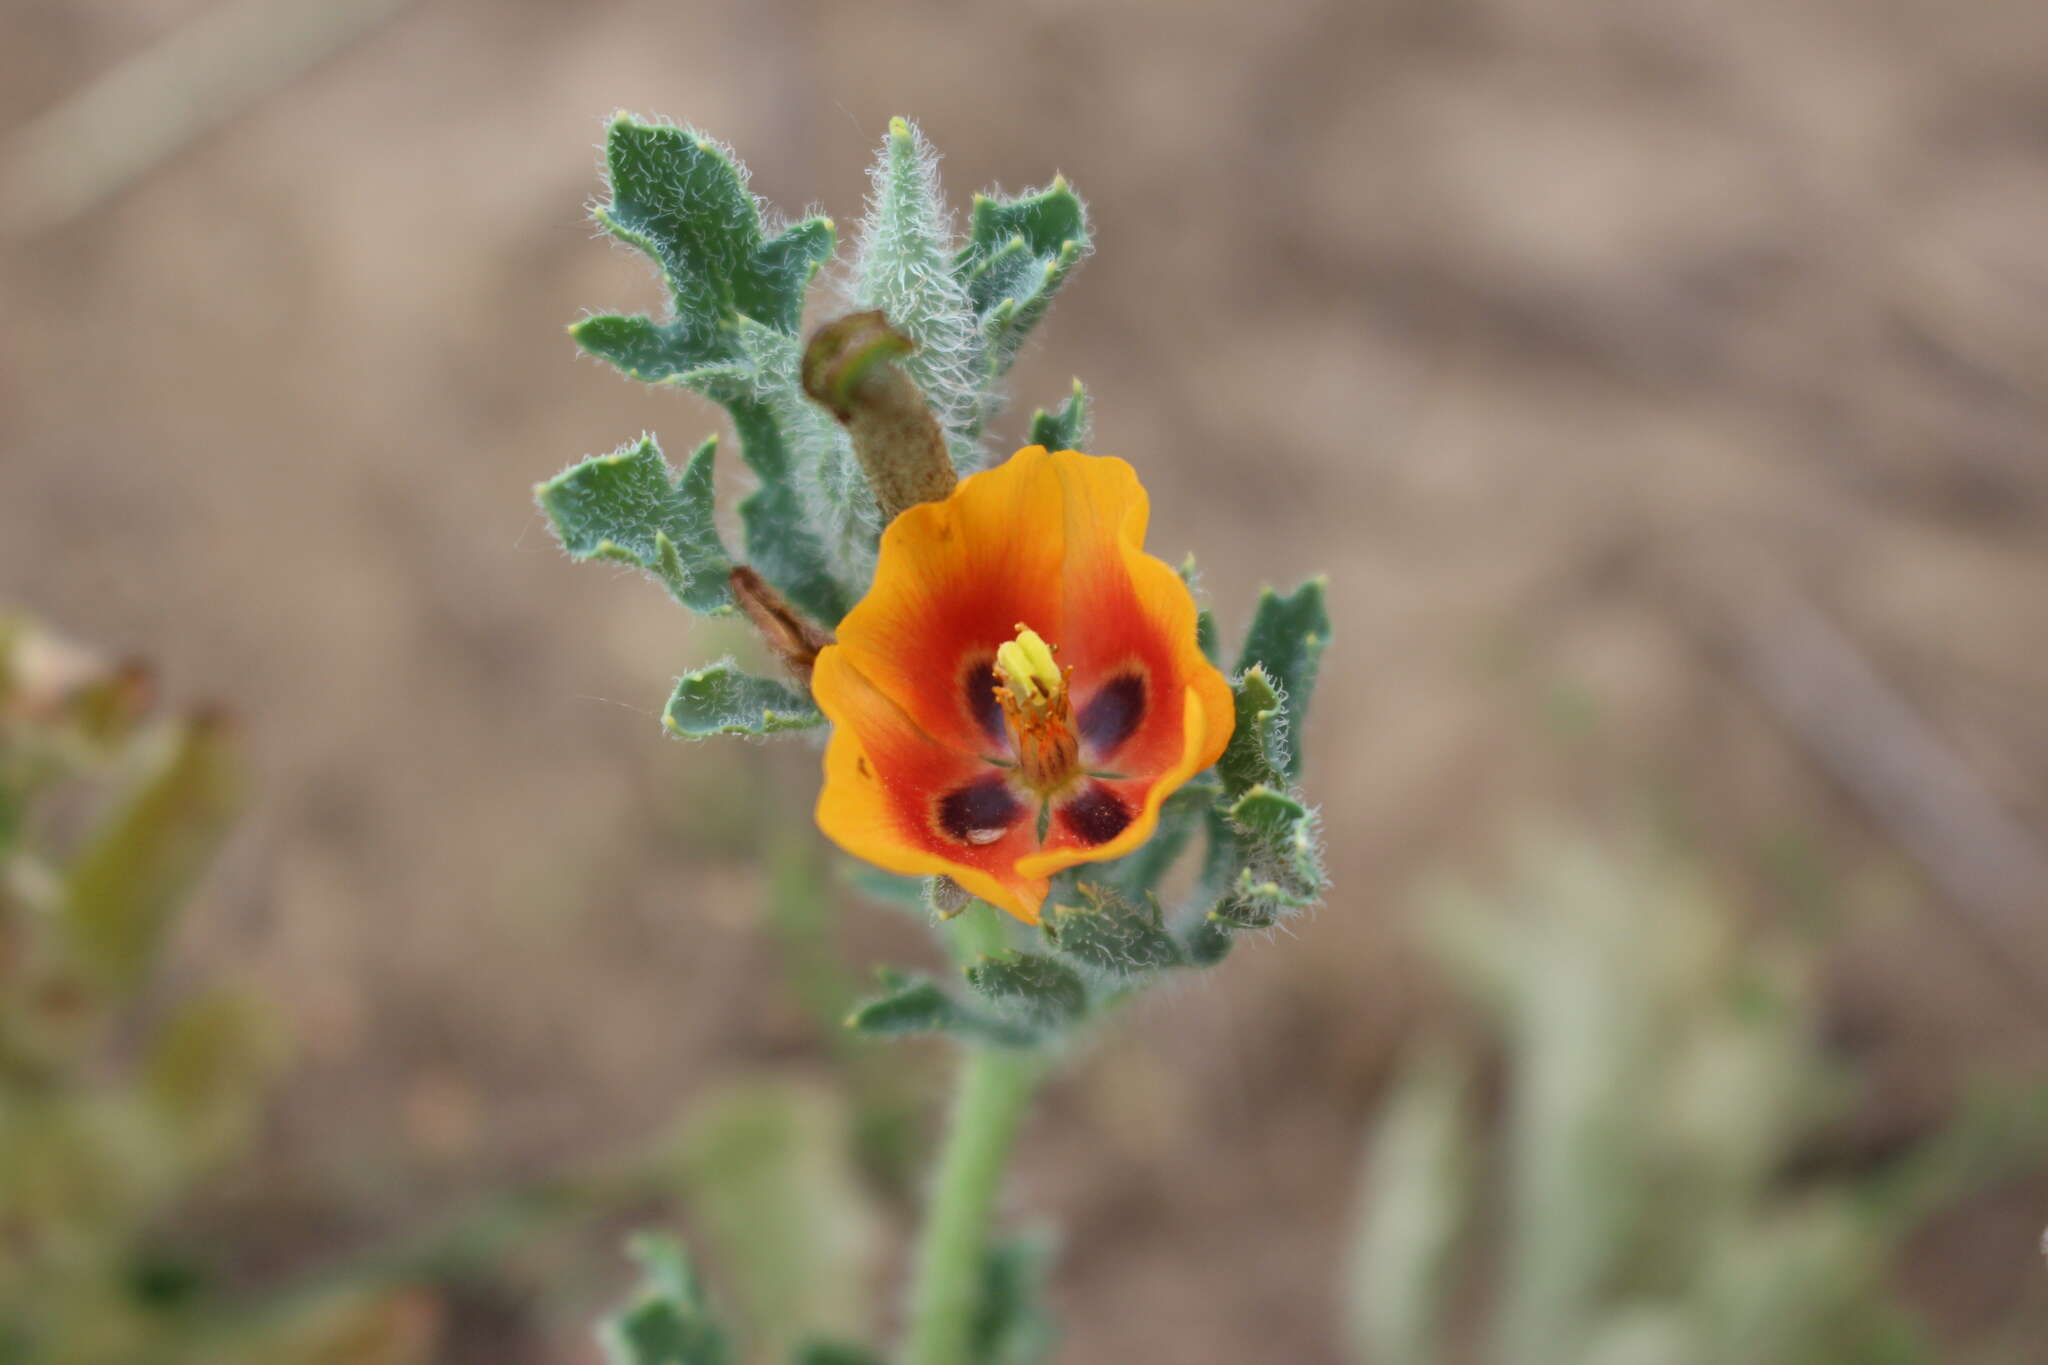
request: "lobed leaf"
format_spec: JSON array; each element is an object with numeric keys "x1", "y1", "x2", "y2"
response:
[
  {"x1": 1026, "y1": 379, "x2": 1091, "y2": 452},
  {"x1": 1235, "y1": 579, "x2": 1330, "y2": 779},
  {"x1": 953, "y1": 177, "x2": 1091, "y2": 424},
  {"x1": 964, "y1": 951, "x2": 1089, "y2": 1029},
  {"x1": 845, "y1": 969, "x2": 1038, "y2": 1048},
  {"x1": 537, "y1": 434, "x2": 733, "y2": 615},
  {"x1": 595, "y1": 118, "x2": 832, "y2": 353},
  {"x1": 574, "y1": 117, "x2": 852, "y2": 626},
  {"x1": 663, "y1": 660, "x2": 821, "y2": 739},
  {"x1": 1045, "y1": 885, "x2": 1184, "y2": 978}
]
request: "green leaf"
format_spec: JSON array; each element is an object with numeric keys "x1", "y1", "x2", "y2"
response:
[
  {"x1": 601, "y1": 1234, "x2": 732, "y2": 1365},
  {"x1": 1026, "y1": 379, "x2": 1090, "y2": 451},
  {"x1": 663, "y1": 660, "x2": 821, "y2": 739},
  {"x1": 1220, "y1": 810, "x2": 1324, "y2": 928},
  {"x1": 954, "y1": 176, "x2": 1091, "y2": 397},
  {"x1": 852, "y1": 118, "x2": 981, "y2": 463},
  {"x1": 1216, "y1": 665, "x2": 1288, "y2": 798},
  {"x1": 964, "y1": 951, "x2": 1089, "y2": 1030},
  {"x1": 715, "y1": 385, "x2": 854, "y2": 627},
  {"x1": 574, "y1": 117, "x2": 853, "y2": 626},
  {"x1": 1183, "y1": 581, "x2": 1335, "y2": 953},
  {"x1": 1045, "y1": 885, "x2": 1183, "y2": 977},
  {"x1": 971, "y1": 1232, "x2": 1060, "y2": 1365},
  {"x1": 537, "y1": 434, "x2": 733, "y2": 615},
  {"x1": 143, "y1": 989, "x2": 283, "y2": 1166},
  {"x1": 740, "y1": 218, "x2": 838, "y2": 336},
  {"x1": 596, "y1": 118, "x2": 832, "y2": 351},
  {"x1": 573, "y1": 313, "x2": 705, "y2": 385},
  {"x1": 1189, "y1": 789, "x2": 1326, "y2": 944},
  {"x1": 63, "y1": 711, "x2": 242, "y2": 992},
  {"x1": 791, "y1": 1346, "x2": 883, "y2": 1365},
  {"x1": 1235, "y1": 579, "x2": 1330, "y2": 779},
  {"x1": 679, "y1": 1083, "x2": 884, "y2": 1357},
  {"x1": 845, "y1": 969, "x2": 1038, "y2": 1048},
  {"x1": 1345, "y1": 1051, "x2": 1474, "y2": 1365}
]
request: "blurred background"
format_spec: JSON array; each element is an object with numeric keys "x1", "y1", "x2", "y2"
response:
[{"x1": 3, "y1": 0, "x2": 2046, "y2": 1361}]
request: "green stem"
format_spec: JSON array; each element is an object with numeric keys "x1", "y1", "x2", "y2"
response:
[{"x1": 901, "y1": 907, "x2": 1048, "y2": 1365}]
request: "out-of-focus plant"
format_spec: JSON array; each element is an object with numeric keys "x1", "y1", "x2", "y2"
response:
[
  {"x1": 0, "y1": 615, "x2": 438, "y2": 1365},
  {"x1": 1346, "y1": 832, "x2": 2048, "y2": 1365},
  {"x1": 538, "y1": 115, "x2": 1330, "y2": 1363}
]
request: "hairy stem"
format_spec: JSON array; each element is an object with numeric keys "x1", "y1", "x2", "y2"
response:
[{"x1": 901, "y1": 906, "x2": 1047, "y2": 1365}]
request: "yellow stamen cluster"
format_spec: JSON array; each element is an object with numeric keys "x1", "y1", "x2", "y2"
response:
[
  {"x1": 995, "y1": 627, "x2": 1061, "y2": 713},
  {"x1": 993, "y1": 624, "x2": 1079, "y2": 794}
]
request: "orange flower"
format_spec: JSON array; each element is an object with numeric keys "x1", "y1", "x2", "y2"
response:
[{"x1": 812, "y1": 446, "x2": 1236, "y2": 924}]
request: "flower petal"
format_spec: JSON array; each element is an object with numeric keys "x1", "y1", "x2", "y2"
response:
[
  {"x1": 830, "y1": 447, "x2": 1071, "y2": 755},
  {"x1": 1051, "y1": 454, "x2": 1220, "y2": 784},
  {"x1": 812, "y1": 647, "x2": 1049, "y2": 922}
]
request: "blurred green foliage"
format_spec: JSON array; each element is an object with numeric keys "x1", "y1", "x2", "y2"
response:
[
  {"x1": 0, "y1": 615, "x2": 438, "y2": 1365},
  {"x1": 1347, "y1": 832, "x2": 2048, "y2": 1365}
]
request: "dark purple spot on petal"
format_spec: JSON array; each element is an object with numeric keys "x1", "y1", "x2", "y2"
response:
[
  {"x1": 938, "y1": 774, "x2": 1024, "y2": 845},
  {"x1": 964, "y1": 658, "x2": 1007, "y2": 746},
  {"x1": 1058, "y1": 782, "x2": 1133, "y2": 846},
  {"x1": 1078, "y1": 673, "x2": 1145, "y2": 757}
]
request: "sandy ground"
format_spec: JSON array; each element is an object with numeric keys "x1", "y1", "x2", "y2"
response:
[{"x1": 5, "y1": 0, "x2": 2048, "y2": 1360}]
